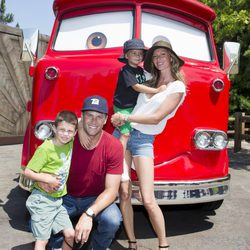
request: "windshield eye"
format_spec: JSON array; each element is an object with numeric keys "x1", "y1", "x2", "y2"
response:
[
  {"x1": 86, "y1": 32, "x2": 107, "y2": 49},
  {"x1": 54, "y1": 11, "x2": 133, "y2": 51}
]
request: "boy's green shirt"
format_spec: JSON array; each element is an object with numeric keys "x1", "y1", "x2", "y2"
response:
[{"x1": 27, "y1": 139, "x2": 73, "y2": 198}]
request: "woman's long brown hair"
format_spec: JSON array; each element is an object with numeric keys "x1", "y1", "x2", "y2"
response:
[{"x1": 145, "y1": 50, "x2": 186, "y2": 88}]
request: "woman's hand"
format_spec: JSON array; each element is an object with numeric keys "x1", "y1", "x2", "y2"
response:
[{"x1": 111, "y1": 113, "x2": 125, "y2": 127}]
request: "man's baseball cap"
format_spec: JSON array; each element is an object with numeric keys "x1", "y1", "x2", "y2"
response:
[{"x1": 81, "y1": 95, "x2": 108, "y2": 114}]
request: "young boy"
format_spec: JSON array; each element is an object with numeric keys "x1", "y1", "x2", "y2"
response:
[
  {"x1": 24, "y1": 111, "x2": 78, "y2": 250},
  {"x1": 113, "y1": 38, "x2": 165, "y2": 181}
]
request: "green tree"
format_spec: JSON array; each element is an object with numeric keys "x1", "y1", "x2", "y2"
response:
[
  {"x1": 0, "y1": 0, "x2": 14, "y2": 24},
  {"x1": 200, "y1": 0, "x2": 250, "y2": 114}
]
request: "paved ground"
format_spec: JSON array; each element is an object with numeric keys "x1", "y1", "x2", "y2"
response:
[{"x1": 0, "y1": 140, "x2": 249, "y2": 250}]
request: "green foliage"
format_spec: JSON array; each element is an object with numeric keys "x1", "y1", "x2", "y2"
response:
[
  {"x1": 200, "y1": 0, "x2": 250, "y2": 114},
  {"x1": 0, "y1": 0, "x2": 14, "y2": 24}
]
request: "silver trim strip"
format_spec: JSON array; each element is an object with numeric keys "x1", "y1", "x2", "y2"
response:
[
  {"x1": 20, "y1": 169, "x2": 230, "y2": 206},
  {"x1": 129, "y1": 175, "x2": 230, "y2": 205}
]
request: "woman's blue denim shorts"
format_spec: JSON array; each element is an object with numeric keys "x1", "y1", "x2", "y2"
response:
[{"x1": 113, "y1": 128, "x2": 155, "y2": 158}]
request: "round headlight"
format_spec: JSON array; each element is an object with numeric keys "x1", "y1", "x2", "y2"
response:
[
  {"x1": 213, "y1": 133, "x2": 228, "y2": 149},
  {"x1": 35, "y1": 122, "x2": 53, "y2": 140},
  {"x1": 194, "y1": 131, "x2": 211, "y2": 149}
]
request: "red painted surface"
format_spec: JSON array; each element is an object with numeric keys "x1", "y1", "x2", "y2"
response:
[{"x1": 21, "y1": 0, "x2": 230, "y2": 186}]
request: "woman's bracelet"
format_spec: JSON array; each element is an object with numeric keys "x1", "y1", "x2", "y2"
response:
[{"x1": 123, "y1": 114, "x2": 130, "y2": 122}]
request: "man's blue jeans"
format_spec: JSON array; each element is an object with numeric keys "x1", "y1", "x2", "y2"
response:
[{"x1": 49, "y1": 195, "x2": 122, "y2": 250}]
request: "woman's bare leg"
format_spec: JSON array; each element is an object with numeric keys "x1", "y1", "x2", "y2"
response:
[
  {"x1": 133, "y1": 156, "x2": 168, "y2": 247},
  {"x1": 119, "y1": 134, "x2": 130, "y2": 155},
  {"x1": 119, "y1": 151, "x2": 137, "y2": 248}
]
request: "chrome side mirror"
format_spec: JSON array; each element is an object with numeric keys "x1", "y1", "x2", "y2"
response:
[
  {"x1": 223, "y1": 42, "x2": 240, "y2": 75},
  {"x1": 21, "y1": 28, "x2": 39, "y2": 64}
]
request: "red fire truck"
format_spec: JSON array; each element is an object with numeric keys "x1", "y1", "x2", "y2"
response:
[{"x1": 19, "y1": 0, "x2": 240, "y2": 210}]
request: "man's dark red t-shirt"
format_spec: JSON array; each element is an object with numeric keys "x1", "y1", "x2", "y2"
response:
[{"x1": 67, "y1": 131, "x2": 123, "y2": 197}]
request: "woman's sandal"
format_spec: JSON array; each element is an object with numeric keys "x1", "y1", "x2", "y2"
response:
[
  {"x1": 159, "y1": 245, "x2": 170, "y2": 249},
  {"x1": 128, "y1": 240, "x2": 137, "y2": 250}
]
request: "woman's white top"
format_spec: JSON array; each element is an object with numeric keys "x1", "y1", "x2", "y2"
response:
[{"x1": 131, "y1": 80, "x2": 186, "y2": 135}]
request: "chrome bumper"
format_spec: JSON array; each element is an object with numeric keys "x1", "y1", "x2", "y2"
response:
[
  {"x1": 19, "y1": 169, "x2": 230, "y2": 205},
  {"x1": 130, "y1": 175, "x2": 230, "y2": 205}
]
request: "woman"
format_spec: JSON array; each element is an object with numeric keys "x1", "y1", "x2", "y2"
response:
[{"x1": 111, "y1": 39, "x2": 186, "y2": 250}]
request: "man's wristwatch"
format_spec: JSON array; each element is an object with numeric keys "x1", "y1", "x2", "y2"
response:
[{"x1": 85, "y1": 208, "x2": 95, "y2": 218}]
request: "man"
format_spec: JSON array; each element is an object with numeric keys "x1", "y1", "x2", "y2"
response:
[{"x1": 44, "y1": 95, "x2": 123, "y2": 250}]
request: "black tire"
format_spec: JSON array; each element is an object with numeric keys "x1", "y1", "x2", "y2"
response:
[{"x1": 200, "y1": 199, "x2": 224, "y2": 211}]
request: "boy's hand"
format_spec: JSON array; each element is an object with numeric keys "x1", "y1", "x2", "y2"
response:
[
  {"x1": 38, "y1": 181, "x2": 58, "y2": 193},
  {"x1": 38, "y1": 173, "x2": 61, "y2": 192},
  {"x1": 157, "y1": 85, "x2": 167, "y2": 93},
  {"x1": 44, "y1": 174, "x2": 61, "y2": 186}
]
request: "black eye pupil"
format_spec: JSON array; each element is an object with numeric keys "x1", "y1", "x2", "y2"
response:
[{"x1": 92, "y1": 36, "x2": 102, "y2": 46}]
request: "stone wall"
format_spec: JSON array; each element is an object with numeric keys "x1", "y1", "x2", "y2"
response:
[{"x1": 0, "y1": 24, "x2": 49, "y2": 141}]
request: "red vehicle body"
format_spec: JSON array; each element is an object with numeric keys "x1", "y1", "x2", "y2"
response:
[{"x1": 19, "y1": 0, "x2": 240, "y2": 209}]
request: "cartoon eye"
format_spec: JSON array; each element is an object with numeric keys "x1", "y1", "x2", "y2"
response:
[
  {"x1": 55, "y1": 12, "x2": 133, "y2": 51},
  {"x1": 86, "y1": 32, "x2": 107, "y2": 49}
]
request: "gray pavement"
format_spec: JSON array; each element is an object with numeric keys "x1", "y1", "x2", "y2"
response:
[{"x1": 0, "y1": 141, "x2": 250, "y2": 250}]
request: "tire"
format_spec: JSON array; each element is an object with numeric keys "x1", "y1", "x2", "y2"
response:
[{"x1": 200, "y1": 200, "x2": 224, "y2": 211}]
